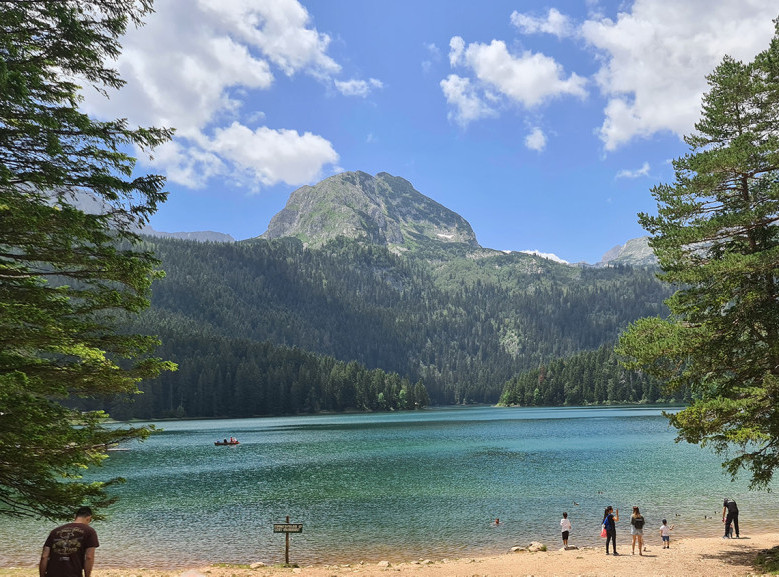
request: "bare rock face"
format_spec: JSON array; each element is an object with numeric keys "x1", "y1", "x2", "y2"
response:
[
  {"x1": 260, "y1": 171, "x2": 480, "y2": 250},
  {"x1": 600, "y1": 236, "x2": 657, "y2": 267}
]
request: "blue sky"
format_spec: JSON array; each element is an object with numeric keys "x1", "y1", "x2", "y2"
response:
[{"x1": 83, "y1": 0, "x2": 777, "y2": 264}]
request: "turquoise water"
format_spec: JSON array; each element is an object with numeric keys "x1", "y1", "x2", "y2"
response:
[{"x1": 2, "y1": 406, "x2": 778, "y2": 567}]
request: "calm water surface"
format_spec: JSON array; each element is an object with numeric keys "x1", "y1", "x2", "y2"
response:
[{"x1": 2, "y1": 406, "x2": 777, "y2": 567}]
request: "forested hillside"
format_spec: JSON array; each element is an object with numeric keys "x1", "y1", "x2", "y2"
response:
[
  {"x1": 100, "y1": 333, "x2": 429, "y2": 419},
  {"x1": 498, "y1": 344, "x2": 687, "y2": 406},
  {"x1": 109, "y1": 234, "x2": 672, "y2": 417}
]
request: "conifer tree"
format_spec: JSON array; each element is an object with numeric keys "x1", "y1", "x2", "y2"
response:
[
  {"x1": 0, "y1": 1, "x2": 175, "y2": 519},
  {"x1": 618, "y1": 19, "x2": 779, "y2": 488}
]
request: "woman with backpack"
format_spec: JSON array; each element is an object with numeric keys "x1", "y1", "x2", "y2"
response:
[
  {"x1": 603, "y1": 506, "x2": 619, "y2": 555},
  {"x1": 630, "y1": 505, "x2": 645, "y2": 555}
]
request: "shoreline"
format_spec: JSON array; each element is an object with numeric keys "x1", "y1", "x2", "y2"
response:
[
  {"x1": 108, "y1": 403, "x2": 689, "y2": 423},
  {"x1": 3, "y1": 532, "x2": 778, "y2": 577}
]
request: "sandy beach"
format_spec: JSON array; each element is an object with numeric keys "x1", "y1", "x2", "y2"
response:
[{"x1": 3, "y1": 532, "x2": 778, "y2": 577}]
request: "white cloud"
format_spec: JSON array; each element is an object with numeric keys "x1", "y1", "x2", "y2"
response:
[
  {"x1": 440, "y1": 74, "x2": 497, "y2": 127},
  {"x1": 616, "y1": 162, "x2": 650, "y2": 179},
  {"x1": 449, "y1": 36, "x2": 466, "y2": 67},
  {"x1": 511, "y1": 8, "x2": 574, "y2": 38},
  {"x1": 195, "y1": 0, "x2": 340, "y2": 79},
  {"x1": 581, "y1": 0, "x2": 777, "y2": 150},
  {"x1": 442, "y1": 33, "x2": 586, "y2": 126},
  {"x1": 79, "y1": 0, "x2": 361, "y2": 189},
  {"x1": 146, "y1": 123, "x2": 339, "y2": 191},
  {"x1": 208, "y1": 123, "x2": 339, "y2": 188},
  {"x1": 519, "y1": 250, "x2": 569, "y2": 264},
  {"x1": 525, "y1": 127, "x2": 547, "y2": 151},
  {"x1": 88, "y1": 16, "x2": 274, "y2": 137},
  {"x1": 464, "y1": 40, "x2": 587, "y2": 107},
  {"x1": 422, "y1": 42, "x2": 442, "y2": 74},
  {"x1": 147, "y1": 141, "x2": 225, "y2": 189},
  {"x1": 443, "y1": 1, "x2": 776, "y2": 149},
  {"x1": 335, "y1": 78, "x2": 383, "y2": 97}
]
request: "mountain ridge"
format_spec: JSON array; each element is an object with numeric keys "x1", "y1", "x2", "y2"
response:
[
  {"x1": 138, "y1": 170, "x2": 656, "y2": 266},
  {"x1": 141, "y1": 228, "x2": 236, "y2": 243},
  {"x1": 64, "y1": 168, "x2": 656, "y2": 264}
]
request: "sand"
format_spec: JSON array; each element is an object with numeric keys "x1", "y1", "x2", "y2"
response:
[{"x1": 3, "y1": 532, "x2": 778, "y2": 577}]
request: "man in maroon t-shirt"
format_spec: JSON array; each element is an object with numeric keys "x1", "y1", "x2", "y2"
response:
[{"x1": 39, "y1": 507, "x2": 99, "y2": 577}]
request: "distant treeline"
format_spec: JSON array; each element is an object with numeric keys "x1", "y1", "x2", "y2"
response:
[
  {"x1": 94, "y1": 334, "x2": 430, "y2": 419},
  {"x1": 498, "y1": 344, "x2": 688, "y2": 406}
]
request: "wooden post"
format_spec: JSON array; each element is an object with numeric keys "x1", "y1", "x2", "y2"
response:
[
  {"x1": 284, "y1": 516, "x2": 290, "y2": 565},
  {"x1": 273, "y1": 516, "x2": 303, "y2": 566}
]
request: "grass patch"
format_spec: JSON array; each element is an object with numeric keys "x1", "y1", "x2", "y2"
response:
[{"x1": 754, "y1": 546, "x2": 779, "y2": 574}]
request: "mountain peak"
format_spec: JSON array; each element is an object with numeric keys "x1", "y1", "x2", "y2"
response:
[
  {"x1": 600, "y1": 236, "x2": 657, "y2": 267},
  {"x1": 260, "y1": 171, "x2": 480, "y2": 249}
]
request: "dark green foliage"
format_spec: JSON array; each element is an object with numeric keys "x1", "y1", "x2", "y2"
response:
[
  {"x1": 754, "y1": 546, "x2": 779, "y2": 574},
  {"x1": 0, "y1": 1, "x2": 173, "y2": 520},
  {"x1": 498, "y1": 344, "x2": 684, "y2": 407},
  {"x1": 97, "y1": 334, "x2": 428, "y2": 419},
  {"x1": 107, "y1": 235, "x2": 671, "y2": 417},
  {"x1": 618, "y1": 20, "x2": 779, "y2": 489}
]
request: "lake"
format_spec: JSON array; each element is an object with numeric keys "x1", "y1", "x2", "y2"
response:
[{"x1": 2, "y1": 406, "x2": 777, "y2": 568}]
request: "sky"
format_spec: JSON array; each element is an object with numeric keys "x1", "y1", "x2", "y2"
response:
[{"x1": 81, "y1": 0, "x2": 778, "y2": 264}]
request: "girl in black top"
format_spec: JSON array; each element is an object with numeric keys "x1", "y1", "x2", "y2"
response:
[{"x1": 603, "y1": 505, "x2": 619, "y2": 555}]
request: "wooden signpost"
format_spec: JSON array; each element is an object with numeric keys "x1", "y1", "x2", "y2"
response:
[{"x1": 273, "y1": 516, "x2": 303, "y2": 565}]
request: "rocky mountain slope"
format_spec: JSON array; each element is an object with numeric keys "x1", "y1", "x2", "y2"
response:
[
  {"x1": 600, "y1": 236, "x2": 657, "y2": 267},
  {"x1": 259, "y1": 171, "x2": 479, "y2": 250},
  {"x1": 258, "y1": 170, "x2": 657, "y2": 267}
]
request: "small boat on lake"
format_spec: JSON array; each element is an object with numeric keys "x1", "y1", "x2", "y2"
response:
[{"x1": 214, "y1": 437, "x2": 239, "y2": 446}]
